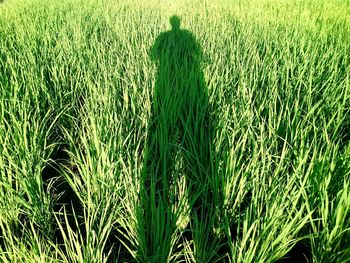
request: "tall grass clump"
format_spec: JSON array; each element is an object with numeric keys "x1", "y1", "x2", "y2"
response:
[{"x1": 0, "y1": 0, "x2": 349, "y2": 262}]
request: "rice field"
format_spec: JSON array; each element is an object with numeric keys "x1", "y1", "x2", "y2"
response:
[{"x1": 0, "y1": 0, "x2": 350, "y2": 262}]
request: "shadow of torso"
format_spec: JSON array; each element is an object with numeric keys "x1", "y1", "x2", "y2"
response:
[{"x1": 150, "y1": 27, "x2": 208, "y2": 126}]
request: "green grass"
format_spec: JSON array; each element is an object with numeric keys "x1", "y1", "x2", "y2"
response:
[{"x1": 0, "y1": 0, "x2": 350, "y2": 262}]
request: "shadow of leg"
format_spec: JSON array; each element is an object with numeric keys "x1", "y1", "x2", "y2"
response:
[{"x1": 137, "y1": 119, "x2": 179, "y2": 262}]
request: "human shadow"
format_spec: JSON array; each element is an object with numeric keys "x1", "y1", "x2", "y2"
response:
[{"x1": 138, "y1": 16, "x2": 219, "y2": 262}]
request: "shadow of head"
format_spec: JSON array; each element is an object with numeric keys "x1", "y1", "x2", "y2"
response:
[{"x1": 170, "y1": 15, "x2": 181, "y2": 30}]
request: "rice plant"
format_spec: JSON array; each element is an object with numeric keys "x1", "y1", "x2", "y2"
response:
[{"x1": 0, "y1": 0, "x2": 349, "y2": 262}]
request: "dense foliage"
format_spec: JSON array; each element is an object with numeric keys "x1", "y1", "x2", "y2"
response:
[{"x1": 0, "y1": 0, "x2": 349, "y2": 262}]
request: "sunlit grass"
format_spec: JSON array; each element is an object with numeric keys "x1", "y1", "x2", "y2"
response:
[{"x1": 0, "y1": 0, "x2": 349, "y2": 262}]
